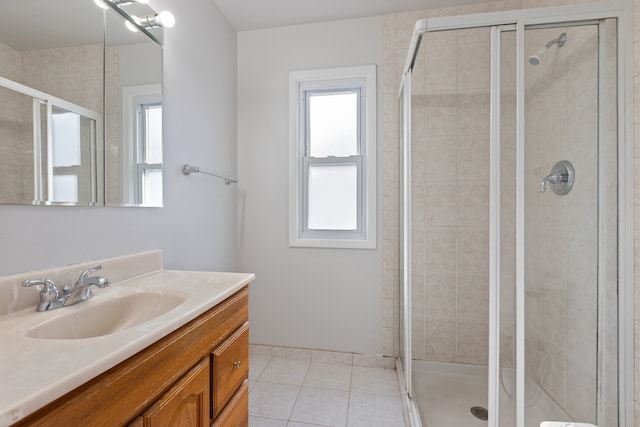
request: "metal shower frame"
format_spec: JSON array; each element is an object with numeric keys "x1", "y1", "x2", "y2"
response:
[{"x1": 397, "y1": 1, "x2": 633, "y2": 426}]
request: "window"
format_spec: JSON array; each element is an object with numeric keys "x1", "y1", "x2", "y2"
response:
[
  {"x1": 49, "y1": 106, "x2": 97, "y2": 204},
  {"x1": 51, "y1": 108, "x2": 82, "y2": 203},
  {"x1": 135, "y1": 100, "x2": 163, "y2": 206},
  {"x1": 122, "y1": 85, "x2": 163, "y2": 206},
  {"x1": 289, "y1": 65, "x2": 376, "y2": 249}
]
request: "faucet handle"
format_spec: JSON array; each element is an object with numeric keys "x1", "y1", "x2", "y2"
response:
[
  {"x1": 78, "y1": 265, "x2": 104, "y2": 282},
  {"x1": 22, "y1": 279, "x2": 60, "y2": 299}
]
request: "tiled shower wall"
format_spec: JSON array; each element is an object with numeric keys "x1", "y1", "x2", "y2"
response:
[
  {"x1": 0, "y1": 43, "x2": 37, "y2": 204},
  {"x1": 383, "y1": 0, "x2": 636, "y2": 422},
  {"x1": 0, "y1": 42, "x2": 114, "y2": 204}
]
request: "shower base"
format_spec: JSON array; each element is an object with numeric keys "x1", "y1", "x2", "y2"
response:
[{"x1": 411, "y1": 360, "x2": 570, "y2": 427}]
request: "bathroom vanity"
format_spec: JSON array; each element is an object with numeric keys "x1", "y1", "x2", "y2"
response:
[{"x1": 0, "y1": 251, "x2": 254, "y2": 427}]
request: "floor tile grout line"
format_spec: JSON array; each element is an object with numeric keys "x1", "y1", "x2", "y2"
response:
[{"x1": 286, "y1": 357, "x2": 312, "y2": 423}]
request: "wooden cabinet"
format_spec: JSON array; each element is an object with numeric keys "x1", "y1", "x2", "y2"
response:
[{"x1": 13, "y1": 286, "x2": 249, "y2": 427}]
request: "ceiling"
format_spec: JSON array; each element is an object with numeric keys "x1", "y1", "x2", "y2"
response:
[{"x1": 212, "y1": 0, "x2": 489, "y2": 31}]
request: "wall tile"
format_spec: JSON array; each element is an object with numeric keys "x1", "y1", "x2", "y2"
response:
[
  {"x1": 458, "y1": 181, "x2": 489, "y2": 226},
  {"x1": 425, "y1": 45, "x2": 458, "y2": 92},
  {"x1": 457, "y1": 271, "x2": 489, "y2": 322},
  {"x1": 457, "y1": 134, "x2": 490, "y2": 181},
  {"x1": 425, "y1": 180, "x2": 458, "y2": 226},
  {"x1": 457, "y1": 227, "x2": 489, "y2": 273},
  {"x1": 425, "y1": 135, "x2": 457, "y2": 179},
  {"x1": 425, "y1": 93, "x2": 458, "y2": 136},
  {"x1": 457, "y1": 90, "x2": 490, "y2": 135},
  {"x1": 425, "y1": 226, "x2": 458, "y2": 271},
  {"x1": 425, "y1": 270, "x2": 457, "y2": 319},
  {"x1": 425, "y1": 317, "x2": 457, "y2": 362},
  {"x1": 458, "y1": 42, "x2": 491, "y2": 90}
]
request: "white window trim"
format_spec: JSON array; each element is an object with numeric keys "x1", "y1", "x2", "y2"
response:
[
  {"x1": 289, "y1": 65, "x2": 377, "y2": 249},
  {"x1": 121, "y1": 84, "x2": 162, "y2": 205}
]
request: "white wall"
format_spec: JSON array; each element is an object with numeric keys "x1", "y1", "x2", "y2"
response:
[
  {"x1": 237, "y1": 17, "x2": 385, "y2": 354},
  {"x1": 0, "y1": 0, "x2": 238, "y2": 275}
]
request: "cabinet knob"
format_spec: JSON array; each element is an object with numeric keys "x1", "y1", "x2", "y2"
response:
[{"x1": 233, "y1": 360, "x2": 242, "y2": 368}]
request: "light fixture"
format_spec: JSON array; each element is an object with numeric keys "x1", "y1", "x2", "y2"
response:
[
  {"x1": 94, "y1": 0, "x2": 109, "y2": 9},
  {"x1": 136, "y1": 11, "x2": 175, "y2": 28},
  {"x1": 108, "y1": 0, "x2": 150, "y2": 4}
]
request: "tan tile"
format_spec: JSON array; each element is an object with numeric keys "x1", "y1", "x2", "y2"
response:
[
  {"x1": 457, "y1": 226, "x2": 489, "y2": 273},
  {"x1": 456, "y1": 318, "x2": 488, "y2": 364},
  {"x1": 425, "y1": 45, "x2": 458, "y2": 92},
  {"x1": 425, "y1": 180, "x2": 458, "y2": 226},
  {"x1": 426, "y1": 226, "x2": 458, "y2": 271},
  {"x1": 457, "y1": 135, "x2": 489, "y2": 183},
  {"x1": 425, "y1": 135, "x2": 457, "y2": 179},
  {"x1": 458, "y1": 43, "x2": 491, "y2": 90},
  {"x1": 458, "y1": 180, "x2": 489, "y2": 226},
  {"x1": 457, "y1": 90, "x2": 490, "y2": 135}
]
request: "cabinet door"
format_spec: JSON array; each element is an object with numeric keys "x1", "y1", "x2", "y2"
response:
[
  {"x1": 140, "y1": 358, "x2": 210, "y2": 427},
  {"x1": 211, "y1": 322, "x2": 249, "y2": 419},
  {"x1": 212, "y1": 381, "x2": 248, "y2": 427}
]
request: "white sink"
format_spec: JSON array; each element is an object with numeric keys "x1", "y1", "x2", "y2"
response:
[
  {"x1": 26, "y1": 291, "x2": 187, "y2": 340},
  {"x1": 0, "y1": 268, "x2": 255, "y2": 426}
]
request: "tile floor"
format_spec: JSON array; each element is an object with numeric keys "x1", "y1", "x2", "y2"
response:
[{"x1": 249, "y1": 345, "x2": 406, "y2": 427}]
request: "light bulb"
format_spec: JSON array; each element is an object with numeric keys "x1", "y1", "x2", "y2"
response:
[
  {"x1": 126, "y1": 20, "x2": 139, "y2": 32},
  {"x1": 155, "y1": 11, "x2": 175, "y2": 28},
  {"x1": 135, "y1": 0, "x2": 150, "y2": 3}
]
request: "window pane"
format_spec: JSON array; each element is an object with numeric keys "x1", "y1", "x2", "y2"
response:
[
  {"x1": 308, "y1": 163, "x2": 357, "y2": 230},
  {"x1": 52, "y1": 175, "x2": 78, "y2": 203},
  {"x1": 309, "y1": 92, "x2": 358, "y2": 157},
  {"x1": 145, "y1": 105, "x2": 162, "y2": 164},
  {"x1": 142, "y1": 169, "x2": 163, "y2": 206},
  {"x1": 51, "y1": 108, "x2": 81, "y2": 166}
]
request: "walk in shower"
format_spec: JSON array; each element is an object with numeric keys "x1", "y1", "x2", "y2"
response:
[{"x1": 396, "y1": 2, "x2": 633, "y2": 426}]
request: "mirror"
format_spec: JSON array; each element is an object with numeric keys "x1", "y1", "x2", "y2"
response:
[{"x1": 0, "y1": 0, "x2": 164, "y2": 207}]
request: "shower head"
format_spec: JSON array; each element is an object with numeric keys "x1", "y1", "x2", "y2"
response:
[
  {"x1": 528, "y1": 47, "x2": 548, "y2": 65},
  {"x1": 528, "y1": 32, "x2": 567, "y2": 66}
]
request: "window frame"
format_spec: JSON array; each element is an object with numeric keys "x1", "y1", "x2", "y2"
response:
[
  {"x1": 135, "y1": 100, "x2": 162, "y2": 205},
  {"x1": 121, "y1": 84, "x2": 163, "y2": 206},
  {"x1": 289, "y1": 65, "x2": 377, "y2": 249}
]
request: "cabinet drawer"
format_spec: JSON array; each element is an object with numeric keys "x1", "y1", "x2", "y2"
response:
[
  {"x1": 212, "y1": 380, "x2": 248, "y2": 427},
  {"x1": 211, "y1": 322, "x2": 249, "y2": 419}
]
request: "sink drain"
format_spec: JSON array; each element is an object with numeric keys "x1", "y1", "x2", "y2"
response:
[{"x1": 470, "y1": 406, "x2": 488, "y2": 421}]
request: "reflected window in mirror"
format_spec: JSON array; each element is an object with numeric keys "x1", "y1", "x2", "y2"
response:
[
  {"x1": 134, "y1": 91, "x2": 163, "y2": 206},
  {"x1": 50, "y1": 107, "x2": 98, "y2": 204},
  {"x1": 105, "y1": 10, "x2": 164, "y2": 207}
]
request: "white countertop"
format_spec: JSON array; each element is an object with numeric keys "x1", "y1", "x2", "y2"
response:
[{"x1": 0, "y1": 269, "x2": 254, "y2": 426}]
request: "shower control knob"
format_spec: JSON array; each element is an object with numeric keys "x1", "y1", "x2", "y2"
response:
[{"x1": 539, "y1": 160, "x2": 575, "y2": 196}]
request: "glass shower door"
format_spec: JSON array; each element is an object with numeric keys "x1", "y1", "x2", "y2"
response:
[{"x1": 521, "y1": 20, "x2": 618, "y2": 426}]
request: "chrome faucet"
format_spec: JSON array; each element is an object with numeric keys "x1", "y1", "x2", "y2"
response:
[{"x1": 22, "y1": 265, "x2": 110, "y2": 312}]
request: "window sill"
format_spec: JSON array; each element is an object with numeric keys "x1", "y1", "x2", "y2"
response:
[{"x1": 289, "y1": 236, "x2": 376, "y2": 250}]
